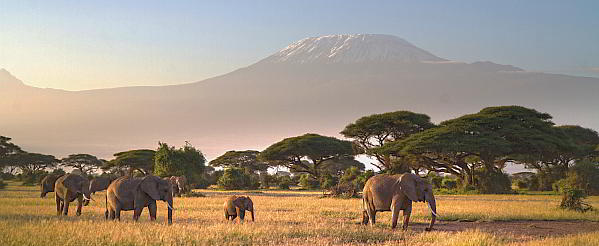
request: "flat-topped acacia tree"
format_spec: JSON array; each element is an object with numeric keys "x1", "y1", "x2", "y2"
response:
[
  {"x1": 209, "y1": 150, "x2": 268, "y2": 174},
  {"x1": 259, "y1": 133, "x2": 356, "y2": 178},
  {"x1": 61, "y1": 154, "x2": 104, "y2": 175},
  {"x1": 104, "y1": 149, "x2": 156, "y2": 176},
  {"x1": 341, "y1": 111, "x2": 435, "y2": 171},
  {"x1": 380, "y1": 106, "x2": 564, "y2": 193}
]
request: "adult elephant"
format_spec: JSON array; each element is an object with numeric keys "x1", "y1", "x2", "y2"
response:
[
  {"x1": 54, "y1": 174, "x2": 93, "y2": 216},
  {"x1": 89, "y1": 176, "x2": 116, "y2": 194},
  {"x1": 168, "y1": 176, "x2": 188, "y2": 197},
  {"x1": 40, "y1": 174, "x2": 62, "y2": 198},
  {"x1": 105, "y1": 175, "x2": 174, "y2": 224},
  {"x1": 362, "y1": 173, "x2": 437, "y2": 231},
  {"x1": 224, "y1": 195, "x2": 254, "y2": 223}
]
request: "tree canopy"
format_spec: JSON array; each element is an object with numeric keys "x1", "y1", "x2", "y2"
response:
[
  {"x1": 209, "y1": 150, "x2": 268, "y2": 173},
  {"x1": 104, "y1": 149, "x2": 156, "y2": 175},
  {"x1": 61, "y1": 154, "x2": 104, "y2": 175},
  {"x1": 340, "y1": 111, "x2": 434, "y2": 171},
  {"x1": 5, "y1": 152, "x2": 59, "y2": 173},
  {"x1": 259, "y1": 133, "x2": 355, "y2": 177},
  {"x1": 380, "y1": 106, "x2": 563, "y2": 191},
  {"x1": 154, "y1": 142, "x2": 206, "y2": 179},
  {"x1": 0, "y1": 136, "x2": 23, "y2": 158}
]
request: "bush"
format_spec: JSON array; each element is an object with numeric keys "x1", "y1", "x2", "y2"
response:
[
  {"x1": 319, "y1": 173, "x2": 338, "y2": 189},
  {"x1": 427, "y1": 173, "x2": 443, "y2": 189},
  {"x1": 355, "y1": 170, "x2": 375, "y2": 190},
  {"x1": 0, "y1": 172, "x2": 15, "y2": 180},
  {"x1": 441, "y1": 178, "x2": 458, "y2": 189},
  {"x1": 326, "y1": 182, "x2": 360, "y2": 198},
  {"x1": 552, "y1": 161, "x2": 599, "y2": 196},
  {"x1": 18, "y1": 170, "x2": 49, "y2": 186},
  {"x1": 0, "y1": 179, "x2": 6, "y2": 189},
  {"x1": 217, "y1": 168, "x2": 258, "y2": 190},
  {"x1": 277, "y1": 176, "x2": 292, "y2": 189},
  {"x1": 560, "y1": 187, "x2": 593, "y2": 212},
  {"x1": 259, "y1": 172, "x2": 276, "y2": 189},
  {"x1": 299, "y1": 174, "x2": 319, "y2": 189},
  {"x1": 514, "y1": 180, "x2": 529, "y2": 189},
  {"x1": 474, "y1": 168, "x2": 512, "y2": 194}
]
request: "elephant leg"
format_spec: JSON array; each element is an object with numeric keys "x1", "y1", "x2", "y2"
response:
[
  {"x1": 391, "y1": 196, "x2": 404, "y2": 229},
  {"x1": 133, "y1": 206, "x2": 144, "y2": 221},
  {"x1": 362, "y1": 211, "x2": 369, "y2": 225},
  {"x1": 239, "y1": 209, "x2": 246, "y2": 223},
  {"x1": 55, "y1": 196, "x2": 62, "y2": 216},
  {"x1": 76, "y1": 195, "x2": 83, "y2": 216},
  {"x1": 109, "y1": 209, "x2": 116, "y2": 220},
  {"x1": 402, "y1": 202, "x2": 412, "y2": 230},
  {"x1": 148, "y1": 201, "x2": 157, "y2": 221},
  {"x1": 115, "y1": 204, "x2": 122, "y2": 221}
]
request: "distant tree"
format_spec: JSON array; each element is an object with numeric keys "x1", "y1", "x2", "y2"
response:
[
  {"x1": 0, "y1": 136, "x2": 24, "y2": 173},
  {"x1": 8, "y1": 152, "x2": 59, "y2": 173},
  {"x1": 209, "y1": 150, "x2": 268, "y2": 174},
  {"x1": 381, "y1": 106, "x2": 562, "y2": 193},
  {"x1": 341, "y1": 111, "x2": 435, "y2": 171},
  {"x1": 217, "y1": 167, "x2": 259, "y2": 190},
  {"x1": 104, "y1": 149, "x2": 156, "y2": 175},
  {"x1": 523, "y1": 125, "x2": 599, "y2": 190},
  {"x1": 319, "y1": 156, "x2": 365, "y2": 176},
  {"x1": 259, "y1": 133, "x2": 355, "y2": 178},
  {"x1": 154, "y1": 142, "x2": 206, "y2": 181},
  {"x1": 61, "y1": 154, "x2": 104, "y2": 175}
]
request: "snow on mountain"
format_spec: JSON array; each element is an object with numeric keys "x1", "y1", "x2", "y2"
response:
[{"x1": 260, "y1": 34, "x2": 446, "y2": 64}]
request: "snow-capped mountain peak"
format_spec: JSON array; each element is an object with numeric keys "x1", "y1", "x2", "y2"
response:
[{"x1": 261, "y1": 34, "x2": 446, "y2": 64}]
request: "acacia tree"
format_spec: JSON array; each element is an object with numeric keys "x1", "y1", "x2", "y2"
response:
[
  {"x1": 0, "y1": 136, "x2": 24, "y2": 173},
  {"x1": 341, "y1": 111, "x2": 434, "y2": 171},
  {"x1": 259, "y1": 133, "x2": 355, "y2": 177},
  {"x1": 522, "y1": 125, "x2": 599, "y2": 190},
  {"x1": 154, "y1": 142, "x2": 206, "y2": 180},
  {"x1": 209, "y1": 150, "x2": 268, "y2": 174},
  {"x1": 61, "y1": 154, "x2": 104, "y2": 175},
  {"x1": 104, "y1": 149, "x2": 156, "y2": 175},
  {"x1": 381, "y1": 106, "x2": 563, "y2": 193},
  {"x1": 7, "y1": 152, "x2": 59, "y2": 173}
]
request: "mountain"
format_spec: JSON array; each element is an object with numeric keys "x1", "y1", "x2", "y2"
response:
[{"x1": 1, "y1": 34, "x2": 598, "y2": 163}]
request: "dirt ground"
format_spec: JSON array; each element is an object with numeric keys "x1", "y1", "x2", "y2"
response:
[{"x1": 409, "y1": 220, "x2": 599, "y2": 240}]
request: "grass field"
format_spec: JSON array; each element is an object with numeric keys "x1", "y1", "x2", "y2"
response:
[{"x1": 1, "y1": 181, "x2": 599, "y2": 246}]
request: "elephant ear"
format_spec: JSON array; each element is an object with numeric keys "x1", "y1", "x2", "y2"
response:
[
  {"x1": 233, "y1": 197, "x2": 245, "y2": 208},
  {"x1": 140, "y1": 176, "x2": 161, "y2": 200},
  {"x1": 399, "y1": 174, "x2": 419, "y2": 201}
]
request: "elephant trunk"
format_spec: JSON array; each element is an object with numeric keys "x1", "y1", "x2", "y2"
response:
[
  {"x1": 250, "y1": 209, "x2": 255, "y2": 222},
  {"x1": 425, "y1": 195, "x2": 437, "y2": 231}
]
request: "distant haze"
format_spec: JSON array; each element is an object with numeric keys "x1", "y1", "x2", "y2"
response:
[{"x1": 1, "y1": 34, "x2": 598, "y2": 173}]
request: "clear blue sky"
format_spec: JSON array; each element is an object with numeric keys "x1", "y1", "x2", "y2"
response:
[{"x1": 1, "y1": 0, "x2": 598, "y2": 90}]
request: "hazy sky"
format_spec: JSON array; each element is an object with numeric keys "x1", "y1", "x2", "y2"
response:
[{"x1": 1, "y1": 0, "x2": 598, "y2": 90}]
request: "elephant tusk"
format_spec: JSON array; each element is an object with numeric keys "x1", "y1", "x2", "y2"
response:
[
  {"x1": 166, "y1": 202, "x2": 175, "y2": 211},
  {"x1": 83, "y1": 194, "x2": 91, "y2": 201},
  {"x1": 427, "y1": 203, "x2": 439, "y2": 217}
]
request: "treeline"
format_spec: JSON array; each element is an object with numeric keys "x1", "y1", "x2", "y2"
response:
[{"x1": 1, "y1": 105, "x2": 598, "y2": 195}]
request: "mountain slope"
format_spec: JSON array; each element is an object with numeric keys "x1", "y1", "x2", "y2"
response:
[{"x1": 1, "y1": 34, "x2": 598, "y2": 161}]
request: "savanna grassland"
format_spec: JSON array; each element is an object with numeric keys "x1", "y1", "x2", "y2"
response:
[{"x1": 1, "y1": 181, "x2": 599, "y2": 246}]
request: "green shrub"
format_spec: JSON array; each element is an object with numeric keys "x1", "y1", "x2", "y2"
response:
[
  {"x1": 474, "y1": 168, "x2": 512, "y2": 194},
  {"x1": 259, "y1": 172, "x2": 276, "y2": 189},
  {"x1": 514, "y1": 180, "x2": 529, "y2": 189},
  {"x1": 427, "y1": 173, "x2": 443, "y2": 189},
  {"x1": 560, "y1": 187, "x2": 593, "y2": 212},
  {"x1": 299, "y1": 174, "x2": 319, "y2": 189},
  {"x1": 441, "y1": 178, "x2": 457, "y2": 189},
  {"x1": 0, "y1": 179, "x2": 6, "y2": 189},
  {"x1": 277, "y1": 176, "x2": 292, "y2": 189},
  {"x1": 319, "y1": 173, "x2": 338, "y2": 189},
  {"x1": 217, "y1": 167, "x2": 258, "y2": 190},
  {"x1": 355, "y1": 170, "x2": 374, "y2": 190}
]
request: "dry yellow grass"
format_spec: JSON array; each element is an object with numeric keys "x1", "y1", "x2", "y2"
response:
[{"x1": 1, "y1": 181, "x2": 598, "y2": 246}]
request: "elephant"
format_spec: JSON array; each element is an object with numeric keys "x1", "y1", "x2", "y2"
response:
[
  {"x1": 54, "y1": 174, "x2": 93, "y2": 216},
  {"x1": 105, "y1": 175, "x2": 174, "y2": 224},
  {"x1": 224, "y1": 195, "x2": 254, "y2": 223},
  {"x1": 362, "y1": 173, "x2": 437, "y2": 231},
  {"x1": 89, "y1": 176, "x2": 116, "y2": 194},
  {"x1": 40, "y1": 174, "x2": 63, "y2": 198},
  {"x1": 168, "y1": 176, "x2": 188, "y2": 197}
]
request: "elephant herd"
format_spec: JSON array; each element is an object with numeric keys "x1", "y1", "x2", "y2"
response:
[{"x1": 39, "y1": 173, "x2": 436, "y2": 230}]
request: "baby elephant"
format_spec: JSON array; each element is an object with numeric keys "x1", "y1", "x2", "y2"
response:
[{"x1": 224, "y1": 195, "x2": 254, "y2": 223}]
